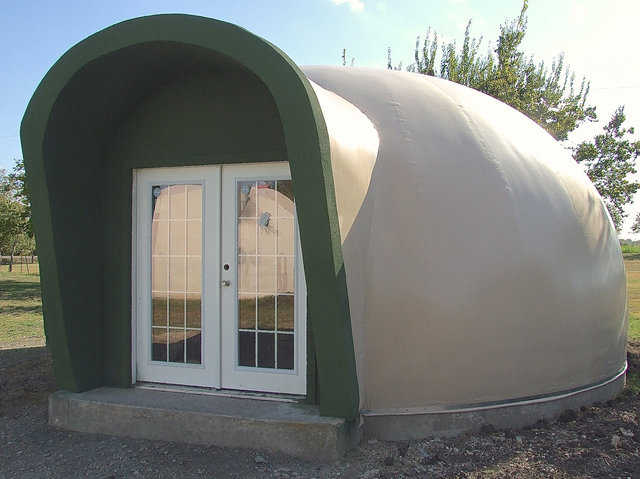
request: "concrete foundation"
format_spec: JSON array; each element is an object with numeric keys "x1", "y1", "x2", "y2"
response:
[
  {"x1": 49, "y1": 387, "x2": 360, "y2": 461},
  {"x1": 363, "y1": 368, "x2": 626, "y2": 441},
  {"x1": 49, "y1": 368, "x2": 625, "y2": 458}
]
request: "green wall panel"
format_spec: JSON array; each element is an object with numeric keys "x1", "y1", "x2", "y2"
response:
[{"x1": 21, "y1": 15, "x2": 359, "y2": 419}]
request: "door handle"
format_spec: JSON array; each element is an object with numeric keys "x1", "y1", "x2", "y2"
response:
[{"x1": 221, "y1": 280, "x2": 231, "y2": 287}]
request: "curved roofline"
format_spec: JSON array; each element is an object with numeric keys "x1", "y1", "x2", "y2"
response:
[{"x1": 21, "y1": 14, "x2": 358, "y2": 419}]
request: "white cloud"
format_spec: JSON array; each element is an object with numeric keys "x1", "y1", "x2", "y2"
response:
[{"x1": 331, "y1": 0, "x2": 365, "y2": 13}]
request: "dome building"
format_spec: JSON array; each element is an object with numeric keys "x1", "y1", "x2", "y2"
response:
[{"x1": 22, "y1": 14, "x2": 626, "y2": 458}]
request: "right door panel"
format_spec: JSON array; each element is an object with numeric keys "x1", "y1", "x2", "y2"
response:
[{"x1": 220, "y1": 163, "x2": 307, "y2": 395}]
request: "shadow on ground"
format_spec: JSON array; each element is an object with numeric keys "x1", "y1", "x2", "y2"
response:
[{"x1": 0, "y1": 277, "x2": 42, "y2": 302}]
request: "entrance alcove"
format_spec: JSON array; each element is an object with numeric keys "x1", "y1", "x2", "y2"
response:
[{"x1": 22, "y1": 16, "x2": 360, "y2": 446}]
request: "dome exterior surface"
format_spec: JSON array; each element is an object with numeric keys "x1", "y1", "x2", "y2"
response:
[{"x1": 304, "y1": 66, "x2": 627, "y2": 415}]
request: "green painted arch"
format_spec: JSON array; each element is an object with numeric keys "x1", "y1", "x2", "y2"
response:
[{"x1": 21, "y1": 14, "x2": 359, "y2": 420}]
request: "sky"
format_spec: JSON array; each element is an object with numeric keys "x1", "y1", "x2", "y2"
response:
[{"x1": 2, "y1": 0, "x2": 640, "y2": 235}]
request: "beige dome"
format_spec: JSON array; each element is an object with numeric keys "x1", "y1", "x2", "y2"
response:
[{"x1": 305, "y1": 66, "x2": 627, "y2": 416}]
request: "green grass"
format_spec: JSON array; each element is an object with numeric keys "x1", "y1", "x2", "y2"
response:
[
  {"x1": 627, "y1": 370, "x2": 640, "y2": 394},
  {"x1": 0, "y1": 271, "x2": 44, "y2": 348},
  {"x1": 621, "y1": 243, "x2": 640, "y2": 254},
  {"x1": 624, "y1": 255, "x2": 640, "y2": 342},
  {"x1": 0, "y1": 262, "x2": 40, "y2": 275}
]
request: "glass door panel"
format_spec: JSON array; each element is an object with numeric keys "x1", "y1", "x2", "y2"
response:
[
  {"x1": 236, "y1": 180, "x2": 296, "y2": 370},
  {"x1": 135, "y1": 166, "x2": 220, "y2": 388},
  {"x1": 221, "y1": 163, "x2": 306, "y2": 395},
  {"x1": 151, "y1": 185, "x2": 202, "y2": 364}
]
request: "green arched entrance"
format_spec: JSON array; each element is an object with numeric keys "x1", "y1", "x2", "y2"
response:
[{"x1": 21, "y1": 14, "x2": 358, "y2": 420}]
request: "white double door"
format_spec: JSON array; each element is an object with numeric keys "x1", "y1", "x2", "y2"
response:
[{"x1": 134, "y1": 163, "x2": 306, "y2": 395}]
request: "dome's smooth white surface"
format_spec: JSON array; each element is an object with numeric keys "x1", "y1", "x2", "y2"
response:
[{"x1": 305, "y1": 66, "x2": 627, "y2": 413}]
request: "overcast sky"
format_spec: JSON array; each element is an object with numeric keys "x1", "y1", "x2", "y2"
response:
[{"x1": 2, "y1": 0, "x2": 639, "y2": 235}]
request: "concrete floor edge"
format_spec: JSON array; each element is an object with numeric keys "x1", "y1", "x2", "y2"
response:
[
  {"x1": 363, "y1": 372, "x2": 626, "y2": 441},
  {"x1": 48, "y1": 387, "x2": 361, "y2": 462},
  {"x1": 47, "y1": 371, "x2": 624, "y2": 460}
]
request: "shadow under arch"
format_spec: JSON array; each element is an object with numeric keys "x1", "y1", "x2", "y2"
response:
[{"x1": 20, "y1": 14, "x2": 358, "y2": 419}]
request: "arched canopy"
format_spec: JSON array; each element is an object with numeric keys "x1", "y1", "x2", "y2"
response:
[{"x1": 21, "y1": 14, "x2": 358, "y2": 419}]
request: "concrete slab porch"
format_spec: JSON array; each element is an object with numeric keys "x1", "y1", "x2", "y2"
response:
[{"x1": 49, "y1": 387, "x2": 361, "y2": 461}]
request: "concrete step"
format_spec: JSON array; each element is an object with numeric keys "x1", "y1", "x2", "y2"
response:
[{"x1": 49, "y1": 387, "x2": 360, "y2": 461}]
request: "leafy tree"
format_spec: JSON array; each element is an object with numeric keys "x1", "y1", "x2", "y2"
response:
[
  {"x1": 0, "y1": 162, "x2": 33, "y2": 271},
  {"x1": 573, "y1": 107, "x2": 640, "y2": 232},
  {"x1": 6, "y1": 159, "x2": 32, "y2": 235},
  {"x1": 390, "y1": 0, "x2": 596, "y2": 141}
]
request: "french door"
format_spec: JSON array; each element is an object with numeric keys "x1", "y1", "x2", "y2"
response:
[{"x1": 134, "y1": 163, "x2": 306, "y2": 395}]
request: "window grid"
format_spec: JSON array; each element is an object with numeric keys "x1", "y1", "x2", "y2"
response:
[
  {"x1": 237, "y1": 179, "x2": 295, "y2": 370},
  {"x1": 151, "y1": 184, "x2": 202, "y2": 365}
]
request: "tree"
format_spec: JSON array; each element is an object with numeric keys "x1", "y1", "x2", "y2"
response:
[
  {"x1": 0, "y1": 162, "x2": 33, "y2": 271},
  {"x1": 6, "y1": 158, "x2": 32, "y2": 235},
  {"x1": 389, "y1": 0, "x2": 596, "y2": 141},
  {"x1": 573, "y1": 107, "x2": 640, "y2": 232}
]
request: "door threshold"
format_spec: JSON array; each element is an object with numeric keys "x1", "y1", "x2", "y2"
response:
[{"x1": 135, "y1": 382, "x2": 303, "y2": 403}]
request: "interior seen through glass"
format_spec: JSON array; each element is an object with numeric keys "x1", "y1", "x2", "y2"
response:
[
  {"x1": 151, "y1": 184, "x2": 202, "y2": 364},
  {"x1": 237, "y1": 179, "x2": 295, "y2": 370}
]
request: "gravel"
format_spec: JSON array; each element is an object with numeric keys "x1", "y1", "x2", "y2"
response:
[{"x1": 1, "y1": 345, "x2": 639, "y2": 478}]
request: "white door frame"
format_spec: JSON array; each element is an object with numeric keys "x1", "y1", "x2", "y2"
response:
[
  {"x1": 132, "y1": 162, "x2": 306, "y2": 395},
  {"x1": 133, "y1": 165, "x2": 221, "y2": 388}
]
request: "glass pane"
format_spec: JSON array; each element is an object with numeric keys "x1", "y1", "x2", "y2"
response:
[
  {"x1": 151, "y1": 184, "x2": 202, "y2": 365},
  {"x1": 152, "y1": 256, "x2": 168, "y2": 292},
  {"x1": 237, "y1": 177, "x2": 297, "y2": 370},
  {"x1": 257, "y1": 181, "x2": 275, "y2": 217},
  {"x1": 169, "y1": 185, "x2": 186, "y2": 219},
  {"x1": 238, "y1": 256, "x2": 257, "y2": 292},
  {"x1": 277, "y1": 295, "x2": 294, "y2": 332},
  {"x1": 238, "y1": 294, "x2": 256, "y2": 329},
  {"x1": 186, "y1": 331, "x2": 201, "y2": 364},
  {"x1": 186, "y1": 221, "x2": 201, "y2": 255},
  {"x1": 238, "y1": 181, "x2": 256, "y2": 217},
  {"x1": 258, "y1": 332, "x2": 275, "y2": 368},
  {"x1": 169, "y1": 221, "x2": 186, "y2": 255},
  {"x1": 151, "y1": 221, "x2": 169, "y2": 255},
  {"x1": 258, "y1": 256, "x2": 276, "y2": 293},
  {"x1": 169, "y1": 256, "x2": 186, "y2": 291},
  {"x1": 277, "y1": 218, "x2": 294, "y2": 255},
  {"x1": 257, "y1": 295, "x2": 275, "y2": 330},
  {"x1": 168, "y1": 295, "x2": 185, "y2": 328},
  {"x1": 168, "y1": 329, "x2": 185, "y2": 363},
  {"x1": 152, "y1": 327, "x2": 167, "y2": 361},
  {"x1": 258, "y1": 218, "x2": 276, "y2": 254},
  {"x1": 277, "y1": 257, "x2": 294, "y2": 294},
  {"x1": 186, "y1": 293, "x2": 201, "y2": 329},
  {"x1": 186, "y1": 185, "x2": 202, "y2": 219},
  {"x1": 239, "y1": 331, "x2": 256, "y2": 366},
  {"x1": 238, "y1": 219, "x2": 256, "y2": 255},
  {"x1": 152, "y1": 186, "x2": 169, "y2": 220},
  {"x1": 152, "y1": 293, "x2": 167, "y2": 327},
  {"x1": 187, "y1": 258, "x2": 202, "y2": 292},
  {"x1": 276, "y1": 180, "x2": 294, "y2": 218},
  {"x1": 277, "y1": 334, "x2": 294, "y2": 370}
]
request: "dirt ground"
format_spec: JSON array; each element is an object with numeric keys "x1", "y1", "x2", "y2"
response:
[{"x1": 1, "y1": 345, "x2": 639, "y2": 478}]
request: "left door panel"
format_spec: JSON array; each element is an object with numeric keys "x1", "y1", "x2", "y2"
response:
[{"x1": 134, "y1": 166, "x2": 220, "y2": 387}]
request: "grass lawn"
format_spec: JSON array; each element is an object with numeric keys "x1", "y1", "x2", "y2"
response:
[
  {"x1": 0, "y1": 270, "x2": 44, "y2": 349},
  {"x1": 623, "y1": 254, "x2": 640, "y2": 342}
]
